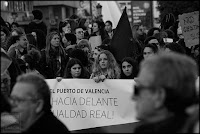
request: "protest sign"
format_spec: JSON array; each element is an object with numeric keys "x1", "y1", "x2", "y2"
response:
[
  {"x1": 178, "y1": 11, "x2": 199, "y2": 48},
  {"x1": 46, "y1": 79, "x2": 138, "y2": 131},
  {"x1": 89, "y1": 36, "x2": 102, "y2": 51}
]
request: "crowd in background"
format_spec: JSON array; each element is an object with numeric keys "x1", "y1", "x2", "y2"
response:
[{"x1": 1, "y1": 9, "x2": 199, "y2": 133}]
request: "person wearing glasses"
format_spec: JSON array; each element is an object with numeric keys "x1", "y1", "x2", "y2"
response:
[
  {"x1": 132, "y1": 52, "x2": 199, "y2": 133},
  {"x1": 75, "y1": 27, "x2": 84, "y2": 44},
  {"x1": 9, "y1": 72, "x2": 70, "y2": 133}
]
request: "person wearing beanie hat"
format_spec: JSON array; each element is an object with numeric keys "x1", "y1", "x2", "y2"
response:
[{"x1": 28, "y1": 10, "x2": 47, "y2": 36}]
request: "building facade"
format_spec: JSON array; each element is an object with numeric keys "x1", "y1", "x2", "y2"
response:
[
  {"x1": 33, "y1": 1, "x2": 80, "y2": 29},
  {"x1": 1, "y1": 1, "x2": 33, "y2": 25}
]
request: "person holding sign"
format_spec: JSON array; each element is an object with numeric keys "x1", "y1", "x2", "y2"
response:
[
  {"x1": 90, "y1": 50, "x2": 120, "y2": 82},
  {"x1": 64, "y1": 58, "x2": 90, "y2": 79},
  {"x1": 132, "y1": 52, "x2": 199, "y2": 133}
]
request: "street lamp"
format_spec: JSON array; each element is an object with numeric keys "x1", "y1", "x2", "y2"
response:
[{"x1": 96, "y1": 3, "x2": 102, "y2": 20}]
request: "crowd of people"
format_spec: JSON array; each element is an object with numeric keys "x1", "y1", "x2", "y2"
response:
[{"x1": 1, "y1": 9, "x2": 199, "y2": 133}]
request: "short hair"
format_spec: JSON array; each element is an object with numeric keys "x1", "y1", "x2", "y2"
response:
[
  {"x1": 16, "y1": 72, "x2": 51, "y2": 112},
  {"x1": 164, "y1": 29, "x2": 175, "y2": 39},
  {"x1": 164, "y1": 42, "x2": 186, "y2": 54},
  {"x1": 74, "y1": 26, "x2": 83, "y2": 34},
  {"x1": 143, "y1": 43, "x2": 158, "y2": 54},
  {"x1": 140, "y1": 52, "x2": 198, "y2": 114},
  {"x1": 105, "y1": 20, "x2": 113, "y2": 27},
  {"x1": 76, "y1": 39, "x2": 91, "y2": 50},
  {"x1": 144, "y1": 36, "x2": 159, "y2": 46},
  {"x1": 32, "y1": 10, "x2": 43, "y2": 20},
  {"x1": 146, "y1": 27, "x2": 161, "y2": 38}
]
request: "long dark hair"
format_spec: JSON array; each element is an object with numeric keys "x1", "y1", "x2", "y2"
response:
[
  {"x1": 64, "y1": 58, "x2": 88, "y2": 78},
  {"x1": 120, "y1": 57, "x2": 139, "y2": 79}
]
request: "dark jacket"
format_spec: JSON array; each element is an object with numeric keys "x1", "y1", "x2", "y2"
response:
[
  {"x1": 23, "y1": 111, "x2": 70, "y2": 133},
  {"x1": 28, "y1": 20, "x2": 47, "y2": 36},
  {"x1": 38, "y1": 48, "x2": 69, "y2": 79},
  {"x1": 133, "y1": 114, "x2": 188, "y2": 133}
]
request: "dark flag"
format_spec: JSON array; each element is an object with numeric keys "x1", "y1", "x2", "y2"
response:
[
  {"x1": 1, "y1": 49, "x2": 12, "y2": 75},
  {"x1": 110, "y1": 7, "x2": 137, "y2": 63}
]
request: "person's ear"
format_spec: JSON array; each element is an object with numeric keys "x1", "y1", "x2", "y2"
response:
[
  {"x1": 154, "y1": 88, "x2": 166, "y2": 109},
  {"x1": 35, "y1": 99, "x2": 44, "y2": 113}
]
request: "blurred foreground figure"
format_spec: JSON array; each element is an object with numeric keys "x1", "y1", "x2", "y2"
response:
[
  {"x1": 132, "y1": 52, "x2": 199, "y2": 133},
  {"x1": 10, "y1": 73, "x2": 70, "y2": 133}
]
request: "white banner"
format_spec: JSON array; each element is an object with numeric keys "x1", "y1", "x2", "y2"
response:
[{"x1": 46, "y1": 79, "x2": 138, "y2": 131}]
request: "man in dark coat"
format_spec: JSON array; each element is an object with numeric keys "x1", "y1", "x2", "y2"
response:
[
  {"x1": 28, "y1": 10, "x2": 47, "y2": 36},
  {"x1": 10, "y1": 73, "x2": 70, "y2": 133},
  {"x1": 132, "y1": 52, "x2": 198, "y2": 133}
]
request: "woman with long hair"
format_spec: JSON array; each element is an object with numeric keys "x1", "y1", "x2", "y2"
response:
[
  {"x1": 120, "y1": 57, "x2": 139, "y2": 79},
  {"x1": 64, "y1": 58, "x2": 90, "y2": 79},
  {"x1": 38, "y1": 31, "x2": 69, "y2": 78},
  {"x1": 90, "y1": 50, "x2": 120, "y2": 82}
]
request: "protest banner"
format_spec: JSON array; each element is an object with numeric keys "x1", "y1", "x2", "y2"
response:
[
  {"x1": 89, "y1": 35, "x2": 102, "y2": 51},
  {"x1": 178, "y1": 11, "x2": 199, "y2": 48},
  {"x1": 46, "y1": 79, "x2": 138, "y2": 131}
]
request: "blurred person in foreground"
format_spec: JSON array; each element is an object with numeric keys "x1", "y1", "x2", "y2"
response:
[
  {"x1": 132, "y1": 52, "x2": 199, "y2": 133},
  {"x1": 9, "y1": 72, "x2": 70, "y2": 133}
]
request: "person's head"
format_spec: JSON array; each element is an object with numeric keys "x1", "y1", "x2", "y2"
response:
[
  {"x1": 92, "y1": 21, "x2": 100, "y2": 33},
  {"x1": 92, "y1": 50, "x2": 121, "y2": 78},
  {"x1": 92, "y1": 46, "x2": 103, "y2": 60},
  {"x1": 76, "y1": 39, "x2": 91, "y2": 54},
  {"x1": 69, "y1": 48, "x2": 89, "y2": 67},
  {"x1": 64, "y1": 58, "x2": 85, "y2": 78},
  {"x1": 132, "y1": 52, "x2": 198, "y2": 122},
  {"x1": 12, "y1": 34, "x2": 28, "y2": 49},
  {"x1": 95, "y1": 50, "x2": 117, "y2": 70},
  {"x1": 1, "y1": 70, "x2": 11, "y2": 97},
  {"x1": 132, "y1": 24, "x2": 144, "y2": 39},
  {"x1": 21, "y1": 49, "x2": 41, "y2": 70},
  {"x1": 46, "y1": 31, "x2": 61, "y2": 50},
  {"x1": 11, "y1": 22, "x2": 19, "y2": 31},
  {"x1": 1, "y1": 26, "x2": 10, "y2": 43},
  {"x1": 11, "y1": 27, "x2": 25, "y2": 36},
  {"x1": 84, "y1": 17, "x2": 92, "y2": 29},
  {"x1": 144, "y1": 36, "x2": 160, "y2": 46},
  {"x1": 105, "y1": 20, "x2": 113, "y2": 32},
  {"x1": 75, "y1": 27, "x2": 84, "y2": 41},
  {"x1": 10, "y1": 72, "x2": 51, "y2": 131},
  {"x1": 143, "y1": 44, "x2": 158, "y2": 60},
  {"x1": 121, "y1": 57, "x2": 139, "y2": 79},
  {"x1": 146, "y1": 27, "x2": 161, "y2": 38},
  {"x1": 62, "y1": 33, "x2": 76, "y2": 47},
  {"x1": 154, "y1": 31, "x2": 168, "y2": 48},
  {"x1": 59, "y1": 21, "x2": 71, "y2": 35},
  {"x1": 164, "y1": 42, "x2": 186, "y2": 54},
  {"x1": 32, "y1": 10, "x2": 43, "y2": 20},
  {"x1": 164, "y1": 29, "x2": 175, "y2": 40}
]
